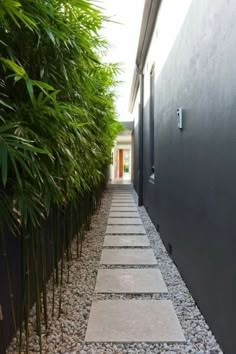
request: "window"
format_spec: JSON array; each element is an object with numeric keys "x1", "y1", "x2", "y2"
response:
[{"x1": 149, "y1": 65, "x2": 155, "y2": 180}]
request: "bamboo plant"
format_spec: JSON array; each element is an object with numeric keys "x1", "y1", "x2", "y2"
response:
[{"x1": 0, "y1": 0, "x2": 122, "y2": 352}]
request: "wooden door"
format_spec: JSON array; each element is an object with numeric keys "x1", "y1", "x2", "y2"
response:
[{"x1": 119, "y1": 149, "x2": 123, "y2": 178}]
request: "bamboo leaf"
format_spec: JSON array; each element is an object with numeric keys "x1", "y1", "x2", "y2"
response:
[
  {"x1": 25, "y1": 78, "x2": 34, "y2": 102},
  {"x1": 0, "y1": 144, "x2": 8, "y2": 186},
  {"x1": 32, "y1": 80, "x2": 55, "y2": 91},
  {"x1": 0, "y1": 99, "x2": 14, "y2": 110},
  {"x1": 0, "y1": 57, "x2": 26, "y2": 77}
]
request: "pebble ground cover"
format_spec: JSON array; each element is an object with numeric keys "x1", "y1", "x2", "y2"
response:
[{"x1": 8, "y1": 191, "x2": 223, "y2": 354}]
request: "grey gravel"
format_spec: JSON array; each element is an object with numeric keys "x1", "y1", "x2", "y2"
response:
[
  {"x1": 136, "y1": 196, "x2": 223, "y2": 354},
  {"x1": 7, "y1": 189, "x2": 223, "y2": 353}
]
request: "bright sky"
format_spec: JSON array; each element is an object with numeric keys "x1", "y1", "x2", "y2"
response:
[{"x1": 96, "y1": 0, "x2": 144, "y2": 121}]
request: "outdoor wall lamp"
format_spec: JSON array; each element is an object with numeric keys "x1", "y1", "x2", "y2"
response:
[{"x1": 177, "y1": 107, "x2": 183, "y2": 130}]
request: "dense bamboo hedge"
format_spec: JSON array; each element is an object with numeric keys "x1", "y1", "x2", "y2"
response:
[{"x1": 0, "y1": 0, "x2": 122, "y2": 352}]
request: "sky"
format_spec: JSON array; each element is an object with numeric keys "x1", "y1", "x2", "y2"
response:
[{"x1": 96, "y1": 0, "x2": 144, "y2": 121}]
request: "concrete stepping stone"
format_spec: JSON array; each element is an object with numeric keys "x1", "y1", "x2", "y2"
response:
[
  {"x1": 112, "y1": 194, "x2": 134, "y2": 197},
  {"x1": 106, "y1": 225, "x2": 146, "y2": 234},
  {"x1": 109, "y1": 211, "x2": 140, "y2": 218},
  {"x1": 112, "y1": 192, "x2": 133, "y2": 195},
  {"x1": 108, "y1": 218, "x2": 142, "y2": 225},
  {"x1": 111, "y1": 203, "x2": 136, "y2": 207},
  {"x1": 112, "y1": 194, "x2": 133, "y2": 196},
  {"x1": 111, "y1": 198, "x2": 134, "y2": 201},
  {"x1": 103, "y1": 235, "x2": 150, "y2": 247},
  {"x1": 95, "y1": 269, "x2": 168, "y2": 294},
  {"x1": 112, "y1": 196, "x2": 134, "y2": 199},
  {"x1": 85, "y1": 300, "x2": 185, "y2": 342},
  {"x1": 112, "y1": 196, "x2": 133, "y2": 198},
  {"x1": 112, "y1": 202, "x2": 135, "y2": 205},
  {"x1": 111, "y1": 194, "x2": 133, "y2": 197},
  {"x1": 100, "y1": 248, "x2": 157, "y2": 265},
  {"x1": 110, "y1": 207, "x2": 138, "y2": 212},
  {"x1": 112, "y1": 199, "x2": 134, "y2": 203}
]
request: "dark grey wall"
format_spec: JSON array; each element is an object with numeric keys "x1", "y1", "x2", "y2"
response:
[
  {"x1": 136, "y1": 0, "x2": 236, "y2": 353},
  {"x1": 142, "y1": 98, "x2": 156, "y2": 219},
  {"x1": 133, "y1": 112, "x2": 139, "y2": 194}
]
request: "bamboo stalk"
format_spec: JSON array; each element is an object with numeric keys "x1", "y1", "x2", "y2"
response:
[
  {"x1": 58, "y1": 208, "x2": 65, "y2": 318},
  {"x1": 1, "y1": 229, "x2": 18, "y2": 349},
  {"x1": 40, "y1": 226, "x2": 48, "y2": 329},
  {"x1": 51, "y1": 212, "x2": 55, "y2": 318},
  {"x1": 32, "y1": 229, "x2": 42, "y2": 353},
  {"x1": 19, "y1": 234, "x2": 25, "y2": 353},
  {"x1": 76, "y1": 200, "x2": 80, "y2": 259},
  {"x1": 24, "y1": 232, "x2": 30, "y2": 353},
  {"x1": 55, "y1": 208, "x2": 60, "y2": 286},
  {"x1": 0, "y1": 304, "x2": 6, "y2": 354}
]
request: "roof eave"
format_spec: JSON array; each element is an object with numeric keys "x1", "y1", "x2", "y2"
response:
[{"x1": 128, "y1": 0, "x2": 162, "y2": 113}]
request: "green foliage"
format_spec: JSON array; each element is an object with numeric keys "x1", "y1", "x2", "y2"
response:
[
  {"x1": 0, "y1": 0, "x2": 122, "y2": 229},
  {"x1": 0, "y1": 2, "x2": 122, "y2": 350}
]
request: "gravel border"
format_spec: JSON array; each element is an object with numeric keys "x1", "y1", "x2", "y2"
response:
[
  {"x1": 137, "y1": 203, "x2": 223, "y2": 354},
  {"x1": 7, "y1": 189, "x2": 223, "y2": 354},
  {"x1": 8, "y1": 192, "x2": 111, "y2": 354}
]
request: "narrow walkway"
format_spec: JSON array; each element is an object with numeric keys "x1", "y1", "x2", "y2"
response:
[
  {"x1": 7, "y1": 185, "x2": 222, "y2": 353},
  {"x1": 85, "y1": 185, "x2": 185, "y2": 344}
]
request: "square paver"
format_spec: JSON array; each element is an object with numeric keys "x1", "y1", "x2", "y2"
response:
[
  {"x1": 110, "y1": 207, "x2": 138, "y2": 212},
  {"x1": 112, "y1": 193, "x2": 133, "y2": 195},
  {"x1": 111, "y1": 202, "x2": 135, "y2": 206},
  {"x1": 106, "y1": 225, "x2": 146, "y2": 234},
  {"x1": 112, "y1": 196, "x2": 134, "y2": 198},
  {"x1": 111, "y1": 194, "x2": 133, "y2": 197},
  {"x1": 112, "y1": 199, "x2": 134, "y2": 203},
  {"x1": 112, "y1": 194, "x2": 134, "y2": 197},
  {"x1": 100, "y1": 248, "x2": 157, "y2": 265},
  {"x1": 85, "y1": 300, "x2": 185, "y2": 342},
  {"x1": 111, "y1": 203, "x2": 136, "y2": 207},
  {"x1": 109, "y1": 211, "x2": 140, "y2": 218},
  {"x1": 108, "y1": 218, "x2": 142, "y2": 225},
  {"x1": 103, "y1": 235, "x2": 150, "y2": 247},
  {"x1": 112, "y1": 196, "x2": 134, "y2": 201},
  {"x1": 112, "y1": 192, "x2": 133, "y2": 194},
  {"x1": 95, "y1": 269, "x2": 168, "y2": 293}
]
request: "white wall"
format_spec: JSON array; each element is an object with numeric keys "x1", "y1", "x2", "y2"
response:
[{"x1": 143, "y1": 0, "x2": 193, "y2": 105}]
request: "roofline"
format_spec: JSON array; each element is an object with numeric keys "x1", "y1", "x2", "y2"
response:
[
  {"x1": 128, "y1": 0, "x2": 162, "y2": 113},
  {"x1": 121, "y1": 121, "x2": 134, "y2": 132}
]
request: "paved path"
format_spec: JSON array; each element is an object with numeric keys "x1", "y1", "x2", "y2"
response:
[{"x1": 85, "y1": 186, "x2": 185, "y2": 343}]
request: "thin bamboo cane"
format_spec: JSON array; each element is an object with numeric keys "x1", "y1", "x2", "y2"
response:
[
  {"x1": 24, "y1": 233, "x2": 30, "y2": 353},
  {"x1": 0, "y1": 303, "x2": 6, "y2": 354},
  {"x1": 40, "y1": 227, "x2": 48, "y2": 329},
  {"x1": 55, "y1": 208, "x2": 60, "y2": 286},
  {"x1": 58, "y1": 208, "x2": 65, "y2": 318},
  {"x1": 51, "y1": 212, "x2": 55, "y2": 318},
  {"x1": 76, "y1": 199, "x2": 80, "y2": 259},
  {"x1": 1, "y1": 229, "x2": 18, "y2": 349},
  {"x1": 19, "y1": 235, "x2": 25, "y2": 353},
  {"x1": 32, "y1": 229, "x2": 42, "y2": 353}
]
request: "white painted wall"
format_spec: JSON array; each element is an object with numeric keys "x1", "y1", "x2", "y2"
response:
[{"x1": 143, "y1": 0, "x2": 193, "y2": 105}]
